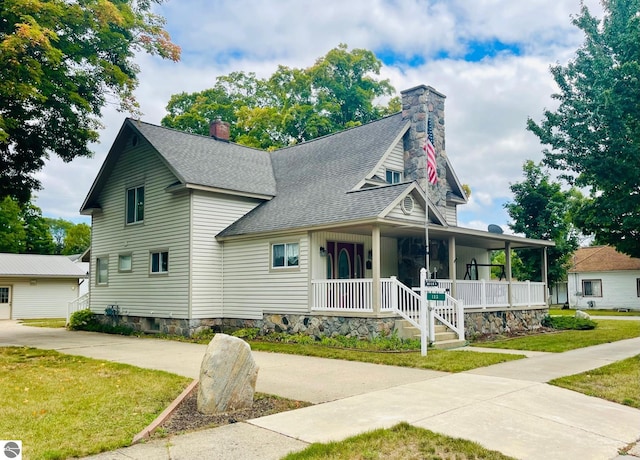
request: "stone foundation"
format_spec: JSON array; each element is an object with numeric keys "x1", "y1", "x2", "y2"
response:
[
  {"x1": 464, "y1": 308, "x2": 548, "y2": 340},
  {"x1": 96, "y1": 307, "x2": 547, "y2": 341}
]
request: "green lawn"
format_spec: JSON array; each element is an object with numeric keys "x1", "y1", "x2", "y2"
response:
[
  {"x1": 550, "y1": 355, "x2": 640, "y2": 409},
  {"x1": 249, "y1": 341, "x2": 524, "y2": 373},
  {"x1": 283, "y1": 422, "x2": 515, "y2": 460},
  {"x1": 470, "y1": 319, "x2": 640, "y2": 353},
  {"x1": 549, "y1": 308, "x2": 640, "y2": 316},
  {"x1": 0, "y1": 347, "x2": 190, "y2": 460}
]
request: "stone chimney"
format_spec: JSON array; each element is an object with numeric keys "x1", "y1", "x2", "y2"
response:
[
  {"x1": 209, "y1": 119, "x2": 230, "y2": 142},
  {"x1": 401, "y1": 85, "x2": 446, "y2": 206}
]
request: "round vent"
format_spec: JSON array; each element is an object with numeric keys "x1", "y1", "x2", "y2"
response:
[{"x1": 401, "y1": 195, "x2": 414, "y2": 215}]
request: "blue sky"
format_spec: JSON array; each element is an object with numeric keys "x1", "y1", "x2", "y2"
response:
[{"x1": 34, "y1": 0, "x2": 601, "y2": 233}]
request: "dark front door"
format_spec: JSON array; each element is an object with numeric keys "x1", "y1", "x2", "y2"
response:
[{"x1": 327, "y1": 242, "x2": 364, "y2": 279}]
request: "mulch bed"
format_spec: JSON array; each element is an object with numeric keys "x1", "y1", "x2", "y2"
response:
[{"x1": 156, "y1": 385, "x2": 311, "y2": 436}]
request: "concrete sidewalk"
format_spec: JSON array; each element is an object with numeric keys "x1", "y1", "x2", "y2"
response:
[{"x1": 2, "y1": 321, "x2": 639, "y2": 460}]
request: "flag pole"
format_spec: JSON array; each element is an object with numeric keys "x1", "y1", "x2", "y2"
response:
[{"x1": 424, "y1": 107, "x2": 431, "y2": 279}]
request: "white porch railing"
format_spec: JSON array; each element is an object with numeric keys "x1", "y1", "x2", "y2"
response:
[
  {"x1": 67, "y1": 292, "x2": 90, "y2": 324},
  {"x1": 381, "y1": 277, "x2": 421, "y2": 328},
  {"x1": 436, "y1": 279, "x2": 546, "y2": 308},
  {"x1": 311, "y1": 279, "x2": 373, "y2": 312}
]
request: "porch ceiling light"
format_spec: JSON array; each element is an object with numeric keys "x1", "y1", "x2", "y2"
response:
[{"x1": 320, "y1": 246, "x2": 327, "y2": 257}]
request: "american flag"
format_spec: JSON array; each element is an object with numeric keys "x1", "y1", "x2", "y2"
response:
[{"x1": 424, "y1": 116, "x2": 438, "y2": 185}]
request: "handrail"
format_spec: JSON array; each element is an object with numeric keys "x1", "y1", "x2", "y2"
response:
[{"x1": 67, "y1": 292, "x2": 90, "y2": 324}]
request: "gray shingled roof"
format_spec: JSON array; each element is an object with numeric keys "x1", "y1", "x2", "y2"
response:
[
  {"x1": 130, "y1": 120, "x2": 277, "y2": 197},
  {"x1": 219, "y1": 113, "x2": 410, "y2": 237},
  {"x1": 0, "y1": 254, "x2": 88, "y2": 278}
]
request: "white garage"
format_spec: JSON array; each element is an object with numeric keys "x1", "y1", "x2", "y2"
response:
[{"x1": 0, "y1": 253, "x2": 88, "y2": 319}]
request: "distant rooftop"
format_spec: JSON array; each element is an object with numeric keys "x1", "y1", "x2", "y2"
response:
[{"x1": 0, "y1": 253, "x2": 88, "y2": 278}]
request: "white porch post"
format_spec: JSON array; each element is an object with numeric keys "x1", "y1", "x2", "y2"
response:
[
  {"x1": 542, "y1": 246, "x2": 549, "y2": 304},
  {"x1": 372, "y1": 224, "x2": 381, "y2": 315},
  {"x1": 505, "y1": 241, "x2": 513, "y2": 307},
  {"x1": 448, "y1": 236, "x2": 456, "y2": 298}
]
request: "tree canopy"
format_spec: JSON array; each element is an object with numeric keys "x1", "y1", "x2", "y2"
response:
[
  {"x1": 162, "y1": 44, "x2": 399, "y2": 149},
  {"x1": 0, "y1": 0, "x2": 180, "y2": 203},
  {"x1": 527, "y1": 0, "x2": 640, "y2": 257},
  {"x1": 504, "y1": 161, "x2": 581, "y2": 286}
]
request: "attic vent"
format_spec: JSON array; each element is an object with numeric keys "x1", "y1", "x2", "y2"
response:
[{"x1": 401, "y1": 196, "x2": 414, "y2": 215}]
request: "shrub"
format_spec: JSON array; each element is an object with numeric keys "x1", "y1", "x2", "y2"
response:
[
  {"x1": 231, "y1": 327, "x2": 260, "y2": 340},
  {"x1": 543, "y1": 315, "x2": 597, "y2": 330},
  {"x1": 68, "y1": 309, "x2": 97, "y2": 330}
]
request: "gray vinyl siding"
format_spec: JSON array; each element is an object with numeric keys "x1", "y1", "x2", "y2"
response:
[
  {"x1": 386, "y1": 196, "x2": 427, "y2": 223},
  {"x1": 442, "y1": 205, "x2": 457, "y2": 226},
  {"x1": 222, "y1": 234, "x2": 309, "y2": 319},
  {"x1": 1, "y1": 278, "x2": 80, "y2": 319},
  {"x1": 190, "y1": 191, "x2": 262, "y2": 318},
  {"x1": 377, "y1": 141, "x2": 405, "y2": 181},
  {"x1": 90, "y1": 140, "x2": 191, "y2": 318}
]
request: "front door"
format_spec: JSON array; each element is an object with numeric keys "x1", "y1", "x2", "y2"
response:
[
  {"x1": 326, "y1": 242, "x2": 364, "y2": 279},
  {"x1": 0, "y1": 286, "x2": 11, "y2": 319}
]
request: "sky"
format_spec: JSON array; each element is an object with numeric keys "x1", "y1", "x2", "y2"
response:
[{"x1": 33, "y1": 0, "x2": 602, "y2": 232}]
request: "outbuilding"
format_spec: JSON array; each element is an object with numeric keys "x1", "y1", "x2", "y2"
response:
[{"x1": 0, "y1": 253, "x2": 88, "y2": 319}]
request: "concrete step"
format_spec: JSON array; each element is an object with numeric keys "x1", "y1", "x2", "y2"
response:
[
  {"x1": 434, "y1": 330, "x2": 458, "y2": 342},
  {"x1": 432, "y1": 339, "x2": 467, "y2": 350}
]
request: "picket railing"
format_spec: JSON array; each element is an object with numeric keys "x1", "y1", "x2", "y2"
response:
[{"x1": 67, "y1": 292, "x2": 90, "y2": 324}]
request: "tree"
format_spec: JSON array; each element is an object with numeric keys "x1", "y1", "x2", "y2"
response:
[
  {"x1": 504, "y1": 161, "x2": 581, "y2": 287},
  {"x1": 44, "y1": 218, "x2": 78, "y2": 254},
  {"x1": 0, "y1": 196, "x2": 26, "y2": 253},
  {"x1": 527, "y1": 0, "x2": 640, "y2": 257},
  {"x1": 162, "y1": 45, "x2": 396, "y2": 149},
  {"x1": 21, "y1": 202, "x2": 55, "y2": 254},
  {"x1": 1, "y1": 0, "x2": 180, "y2": 203},
  {"x1": 62, "y1": 223, "x2": 91, "y2": 255},
  {"x1": 490, "y1": 250, "x2": 527, "y2": 281}
]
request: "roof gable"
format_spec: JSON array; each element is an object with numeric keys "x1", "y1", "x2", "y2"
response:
[{"x1": 569, "y1": 246, "x2": 640, "y2": 272}]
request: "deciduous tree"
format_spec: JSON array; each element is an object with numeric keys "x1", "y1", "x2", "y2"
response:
[
  {"x1": 0, "y1": 0, "x2": 180, "y2": 203},
  {"x1": 527, "y1": 0, "x2": 640, "y2": 257}
]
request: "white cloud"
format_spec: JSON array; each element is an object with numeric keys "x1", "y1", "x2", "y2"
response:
[{"x1": 33, "y1": 0, "x2": 597, "y2": 230}]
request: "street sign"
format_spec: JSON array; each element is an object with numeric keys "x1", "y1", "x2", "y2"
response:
[
  {"x1": 424, "y1": 281, "x2": 439, "y2": 287},
  {"x1": 427, "y1": 292, "x2": 445, "y2": 301}
]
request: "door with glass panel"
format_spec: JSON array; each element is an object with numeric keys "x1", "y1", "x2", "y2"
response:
[{"x1": 0, "y1": 286, "x2": 11, "y2": 319}]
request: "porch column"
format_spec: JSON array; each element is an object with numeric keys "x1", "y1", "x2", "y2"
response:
[
  {"x1": 372, "y1": 224, "x2": 381, "y2": 315},
  {"x1": 542, "y1": 247, "x2": 549, "y2": 302},
  {"x1": 505, "y1": 241, "x2": 513, "y2": 307},
  {"x1": 448, "y1": 236, "x2": 456, "y2": 298}
]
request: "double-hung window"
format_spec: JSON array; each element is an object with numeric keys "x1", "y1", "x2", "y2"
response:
[
  {"x1": 272, "y1": 243, "x2": 299, "y2": 269},
  {"x1": 126, "y1": 186, "x2": 144, "y2": 224},
  {"x1": 118, "y1": 254, "x2": 132, "y2": 272},
  {"x1": 150, "y1": 251, "x2": 169, "y2": 274},
  {"x1": 582, "y1": 279, "x2": 602, "y2": 297},
  {"x1": 96, "y1": 257, "x2": 108, "y2": 285}
]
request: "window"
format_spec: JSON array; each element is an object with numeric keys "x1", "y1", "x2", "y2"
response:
[
  {"x1": 126, "y1": 186, "x2": 144, "y2": 224},
  {"x1": 386, "y1": 169, "x2": 402, "y2": 184},
  {"x1": 118, "y1": 254, "x2": 132, "y2": 272},
  {"x1": 272, "y1": 243, "x2": 299, "y2": 268},
  {"x1": 150, "y1": 251, "x2": 169, "y2": 274},
  {"x1": 582, "y1": 279, "x2": 602, "y2": 297},
  {"x1": 0, "y1": 287, "x2": 9, "y2": 304},
  {"x1": 637, "y1": 279, "x2": 640, "y2": 297},
  {"x1": 96, "y1": 257, "x2": 108, "y2": 285}
]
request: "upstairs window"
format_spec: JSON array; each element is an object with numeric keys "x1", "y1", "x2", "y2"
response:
[
  {"x1": 272, "y1": 243, "x2": 299, "y2": 269},
  {"x1": 386, "y1": 169, "x2": 402, "y2": 184},
  {"x1": 582, "y1": 279, "x2": 602, "y2": 297},
  {"x1": 150, "y1": 251, "x2": 169, "y2": 274},
  {"x1": 126, "y1": 186, "x2": 144, "y2": 224},
  {"x1": 96, "y1": 257, "x2": 108, "y2": 286}
]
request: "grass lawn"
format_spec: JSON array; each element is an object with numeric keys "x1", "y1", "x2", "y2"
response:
[
  {"x1": 249, "y1": 341, "x2": 525, "y2": 373},
  {"x1": 283, "y1": 422, "x2": 515, "y2": 460},
  {"x1": 0, "y1": 347, "x2": 190, "y2": 460},
  {"x1": 549, "y1": 308, "x2": 640, "y2": 316},
  {"x1": 550, "y1": 355, "x2": 640, "y2": 409},
  {"x1": 19, "y1": 318, "x2": 66, "y2": 328},
  {"x1": 470, "y1": 319, "x2": 640, "y2": 353}
]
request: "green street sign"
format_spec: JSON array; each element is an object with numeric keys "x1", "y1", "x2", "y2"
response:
[{"x1": 427, "y1": 292, "x2": 446, "y2": 301}]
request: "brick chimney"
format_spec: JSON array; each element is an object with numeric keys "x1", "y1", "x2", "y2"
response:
[
  {"x1": 209, "y1": 119, "x2": 230, "y2": 141},
  {"x1": 401, "y1": 84, "x2": 446, "y2": 205}
]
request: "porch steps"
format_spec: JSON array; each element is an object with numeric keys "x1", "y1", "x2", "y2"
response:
[{"x1": 394, "y1": 320, "x2": 466, "y2": 349}]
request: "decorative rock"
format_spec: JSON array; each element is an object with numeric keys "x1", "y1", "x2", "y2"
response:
[
  {"x1": 575, "y1": 310, "x2": 591, "y2": 320},
  {"x1": 197, "y1": 334, "x2": 258, "y2": 415}
]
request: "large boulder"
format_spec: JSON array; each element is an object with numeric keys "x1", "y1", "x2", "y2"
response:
[
  {"x1": 575, "y1": 310, "x2": 591, "y2": 320},
  {"x1": 197, "y1": 333, "x2": 259, "y2": 414}
]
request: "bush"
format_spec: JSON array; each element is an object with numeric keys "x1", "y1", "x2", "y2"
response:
[
  {"x1": 68, "y1": 309, "x2": 97, "y2": 330},
  {"x1": 231, "y1": 328, "x2": 260, "y2": 340},
  {"x1": 542, "y1": 315, "x2": 597, "y2": 330}
]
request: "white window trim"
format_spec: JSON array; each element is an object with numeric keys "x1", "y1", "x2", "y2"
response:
[
  {"x1": 270, "y1": 241, "x2": 300, "y2": 271},
  {"x1": 149, "y1": 250, "x2": 169, "y2": 275},
  {"x1": 385, "y1": 168, "x2": 402, "y2": 184},
  {"x1": 582, "y1": 279, "x2": 602, "y2": 297},
  {"x1": 118, "y1": 253, "x2": 133, "y2": 273},
  {"x1": 96, "y1": 256, "x2": 109, "y2": 286},
  {"x1": 126, "y1": 185, "x2": 145, "y2": 225}
]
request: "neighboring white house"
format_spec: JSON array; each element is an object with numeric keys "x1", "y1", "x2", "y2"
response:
[
  {"x1": 568, "y1": 246, "x2": 640, "y2": 310},
  {"x1": 0, "y1": 253, "x2": 89, "y2": 319},
  {"x1": 79, "y1": 84, "x2": 554, "y2": 338}
]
